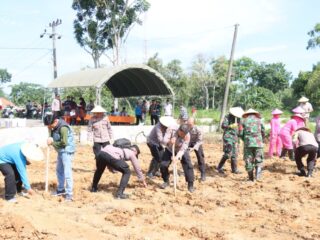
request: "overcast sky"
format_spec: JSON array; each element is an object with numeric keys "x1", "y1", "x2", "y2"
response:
[{"x1": 0, "y1": 0, "x2": 319, "y2": 93}]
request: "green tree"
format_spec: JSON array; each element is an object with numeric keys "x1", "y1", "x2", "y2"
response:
[
  {"x1": 210, "y1": 56, "x2": 228, "y2": 108},
  {"x1": 307, "y1": 23, "x2": 320, "y2": 50},
  {"x1": 9, "y1": 83, "x2": 50, "y2": 106},
  {"x1": 0, "y1": 69, "x2": 12, "y2": 84},
  {"x1": 72, "y1": 0, "x2": 150, "y2": 67},
  {"x1": 236, "y1": 86, "x2": 282, "y2": 110},
  {"x1": 305, "y1": 63, "x2": 320, "y2": 106},
  {"x1": 291, "y1": 71, "x2": 311, "y2": 98},
  {"x1": 233, "y1": 57, "x2": 257, "y2": 90},
  {"x1": 250, "y1": 62, "x2": 291, "y2": 93}
]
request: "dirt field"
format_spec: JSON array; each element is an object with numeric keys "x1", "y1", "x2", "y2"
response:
[{"x1": 1, "y1": 137, "x2": 320, "y2": 240}]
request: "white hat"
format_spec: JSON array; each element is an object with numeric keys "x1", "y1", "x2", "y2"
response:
[
  {"x1": 298, "y1": 96, "x2": 309, "y2": 103},
  {"x1": 21, "y1": 143, "x2": 44, "y2": 162},
  {"x1": 243, "y1": 108, "x2": 261, "y2": 118},
  {"x1": 229, "y1": 107, "x2": 244, "y2": 118},
  {"x1": 159, "y1": 116, "x2": 176, "y2": 127},
  {"x1": 91, "y1": 105, "x2": 106, "y2": 113},
  {"x1": 292, "y1": 106, "x2": 305, "y2": 114}
]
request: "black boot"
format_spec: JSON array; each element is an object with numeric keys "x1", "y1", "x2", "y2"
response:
[
  {"x1": 200, "y1": 172, "x2": 206, "y2": 181},
  {"x1": 255, "y1": 166, "x2": 262, "y2": 180},
  {"x1": 280, "y1": 149, "x2": 287, "y2": 159},
  {"x1": 187, "y1": 182, "x2": 195, "y2": 193},
  {"x1": 297, "y1": 169, "x2": 307, "y2": 177},
  {"x1": 115, "y1": 188, "x2": 129, "y2": 199},
  {"x1": 147, "y1": 159, "x2": 157, "y2": 178},
  {"x1": 288, "y1": 150, "x2": 295, "y2": 161},
  {"x1": 248, "y1": 170, "x2": 254, "y2": 181},
  {"x1": 217, "y1": 156, "x2": 228, "y2": 173},
  {"x1": 231, "y1": 158, "x2": 241, "y2": 174}
]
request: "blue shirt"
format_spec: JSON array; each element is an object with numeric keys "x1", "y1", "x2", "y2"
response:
[{"x1": 0, "y1": 142, "x2": 31, "y2": 190}]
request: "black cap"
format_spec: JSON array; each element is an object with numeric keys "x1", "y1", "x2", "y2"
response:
[
  {"x1": 131, "y1": 144, "x2": 140, "y2": 158},
  {"x1": 43, "y1": 113, "x2": 59, "y2": 125},
  {"x1": 179, "y1": 124, "x2": 190, "y2": 134}
]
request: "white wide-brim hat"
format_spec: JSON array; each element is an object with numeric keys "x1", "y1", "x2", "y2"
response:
[
  {"x1": 21, "y1": 143, "x2": 44, "y2": 162},
  {"x1": 91, "y1": 105, "x2": 106, "y2": 113},
  {"x1": 298, "y1": 96, "x2": 309, "y2": 103},
  {"x1": 242, "y1": 108, "x2": 261, "y2": 118},
  {"x1": 159, "y1": 116, "x2": 176, "y2": 128},
  {"x1": 271, "y1": 108, "x2": 283, "y2": 115},
  {"x1": 229, "y1": 107, "x2": 244, "y2": 118}
]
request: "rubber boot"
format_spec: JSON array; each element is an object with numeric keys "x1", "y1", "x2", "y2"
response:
[
  {"x1": 248, "y1": 170, "x2": 254, "y2": 181},
  {"x1": 280, "y1": 149, "x2": 287, "y2": 159},
  {"x1": 231, "y1": 158, "x2": 241, "y2": 174},
  {"x1": 288, "y1": 149, "x2": 295, "y2": 161},
  {"x1": 298, "y1": 168, "x2": 307, "y2": 177},
  {"x1": 307, "y1": 169, "x2": 313, "y2": 178},
  {"x1": 187, "y1": 182, "x2": 195, "y2": 193},
  {"x1": 255, "y1": 166, "x2": 262, "y2": 180},
  {"x1": 115, "y1": 188, "x2": 129, "y2": 199},
  {"x1": 147, "y1": 159, "x2": 157, "y2": 178},
  {"x1": 200, "y1": 171, "x2": 206, "y2": 181},
  {"x1": 152, "y1": 161, "x2": 161, "y2": 177},
  {"x1": 217, "y1": 156, "x2": 228, "y2": 173}
]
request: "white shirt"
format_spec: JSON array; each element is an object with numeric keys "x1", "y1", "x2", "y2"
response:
[
  {"x1": 164, "y1": 103, "x2": 172, "y2": 116},
  {"x1": 51, "y1": 98, "x2": 60, "y2": 111}
]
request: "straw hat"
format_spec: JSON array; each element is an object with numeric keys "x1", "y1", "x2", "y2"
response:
[
  {"x1": 271, "y1": 108, "x2": 283, "y2": 115},
  {"x1": 21, "y1": 143, "x2": 44, "y2": 162},
  {"x1": 242, "y1": 108, "x2": 261, "y2": 118},
  {"x1": 91, "y1": 105, "x2": 106, "y2": 113},
  {"x1": 229, "y1": 107, "x2": 244, "y2": 118},
  {"x1": 298, "y1": 96, "x2": 309, "y2": 103},
  {"x1": 296, "y1": 126, "x2": 310, "y2": 132},
  {"x1": 159, "y1": 116, "x2": 176, "y2": 128},
  {"x1": 292, "y1": 106, "x2": 305, "y2": 114}
]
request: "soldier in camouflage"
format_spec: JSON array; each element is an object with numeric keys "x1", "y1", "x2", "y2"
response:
[
  {"x1": 239, "y1": 108, "x2": 265, "y2": 181},
  {"x1": 217, "y1": 107, "x2": 244, "y2": 174}
]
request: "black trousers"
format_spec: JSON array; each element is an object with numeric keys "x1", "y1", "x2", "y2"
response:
[
  {"x1": 135, "y1": 115, "x2": 142, "y2": 125},
  {"x1": 92, "y1": 151, "x2": 131, "y2": 194},
  {"x1": 0, "y1": 163, "x2": 22, "y2": 200},
  {"x1": 160, "y1": 148, "x2": 194, "y2": 183},
  {"x1": 189, "y1": 144, "x2": 205, "y2": 174},
  {"x1": 147, "y1": 143, "x2": 164, "y2": 163},
  {"x1": 93, "y1": 142, "x2": 110, "y2": 157},
  {"x1": 150, "y1": 115, "x2": 159, "y2": 125},
  {"x1": 295, "y1": 145, "x2": 318, "y2": 171}
]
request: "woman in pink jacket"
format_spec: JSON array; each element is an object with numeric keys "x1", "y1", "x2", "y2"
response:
[
  {"x1": 279, "y1": 107, "x2": 305, "y2": 160},
  {"x1": 268, "y1": 109, "x2": 283, "y2": 158}
]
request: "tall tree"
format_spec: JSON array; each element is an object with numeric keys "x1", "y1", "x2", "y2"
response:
[
  {"x1": 0, "y1": 69, "x2": 12, "y2": 84},
  {"x1": 72, "y1": 0, "x2": 150, "y2": 67},
  {"x1": 250, "y1": 62, "x2": 291, "y2": 93},
  {"x1": 190, "y1": 54, "x2": 212, "y2": 109},
  {"x1": 305, "y1": 63, "x2": 320, "y2": 106},
  {"x1": 291, "y1": 71, "x2": 311, "y2": 98},
  {"x1": 307, "y1": 23, "x2": 320, "y2": 50},
  {"x1": 9, "y1": 83, "x2": 50, "y2": 106}
]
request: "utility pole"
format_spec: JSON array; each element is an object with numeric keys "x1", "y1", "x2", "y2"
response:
[
  {"x1": 218, "y1": 24, "x2": 239, "y2": 131},
  {"x1": 40, "y1": 19, "x2": 62, "y2": 94}
]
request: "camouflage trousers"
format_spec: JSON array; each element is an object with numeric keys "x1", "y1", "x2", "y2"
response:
[
  {"x1": 223, "y1": 141, "x2": 238, "y2": 160},
  {"x1": 244, "y1": 147, "x2": 264, "y2": 171}
]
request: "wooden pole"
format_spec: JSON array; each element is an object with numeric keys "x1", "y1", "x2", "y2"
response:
[
  {"x1": 45, "y1": 147, "x2": 50, "y2": 192},
  {"x1": 218, "y1": 24, "x2": 239, "y2": 131}
]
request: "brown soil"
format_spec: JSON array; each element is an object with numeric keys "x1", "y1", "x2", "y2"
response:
[{"x1": 1, "y1": 141, "x2": 320, "y2": 240}]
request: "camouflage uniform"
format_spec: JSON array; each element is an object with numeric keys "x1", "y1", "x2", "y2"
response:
[
  {"x1": 239, "y1": 114, "x2": 265, "y2": 180},
  {"x1": 217, "y1": 114, "x2": 240, "y2": 173}
]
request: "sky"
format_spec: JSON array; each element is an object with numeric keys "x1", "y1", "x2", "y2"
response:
[{"x1": 0, "y1": 0, "x2": 319, "y2": 94}]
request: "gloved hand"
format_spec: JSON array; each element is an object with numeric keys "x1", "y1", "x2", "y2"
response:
[{"x1": 229, "y1": 123, "x2": 238, "y2": 129}]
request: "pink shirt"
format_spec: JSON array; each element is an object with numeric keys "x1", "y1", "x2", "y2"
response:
[
  {"x1": 100, "y1": 145, "x2": 144, "y2": 181},
  {"x1": 270, "y1": 117, "x2": 281, "y2": 136}
]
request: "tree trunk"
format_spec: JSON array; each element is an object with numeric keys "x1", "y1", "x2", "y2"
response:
[
  {"x1": 204, "y1": 86, "x2": 209, "y2": 110},
  {"x1": 212, "y1": 85, "x2": 216, "y2": 109}
]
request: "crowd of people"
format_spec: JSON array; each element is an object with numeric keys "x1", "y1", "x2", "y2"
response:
[{"x1": 0, "y1": 96, "x2": 319, "y2": 203}]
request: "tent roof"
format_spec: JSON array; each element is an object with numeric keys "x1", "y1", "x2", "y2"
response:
[{"x1": 47, "y1": 64, "x2": 174, "y2": 98}]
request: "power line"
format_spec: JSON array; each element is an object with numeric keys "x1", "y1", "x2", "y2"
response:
[{"x1": 0, "y1": 47, "x2": 51, "y2": 50}]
